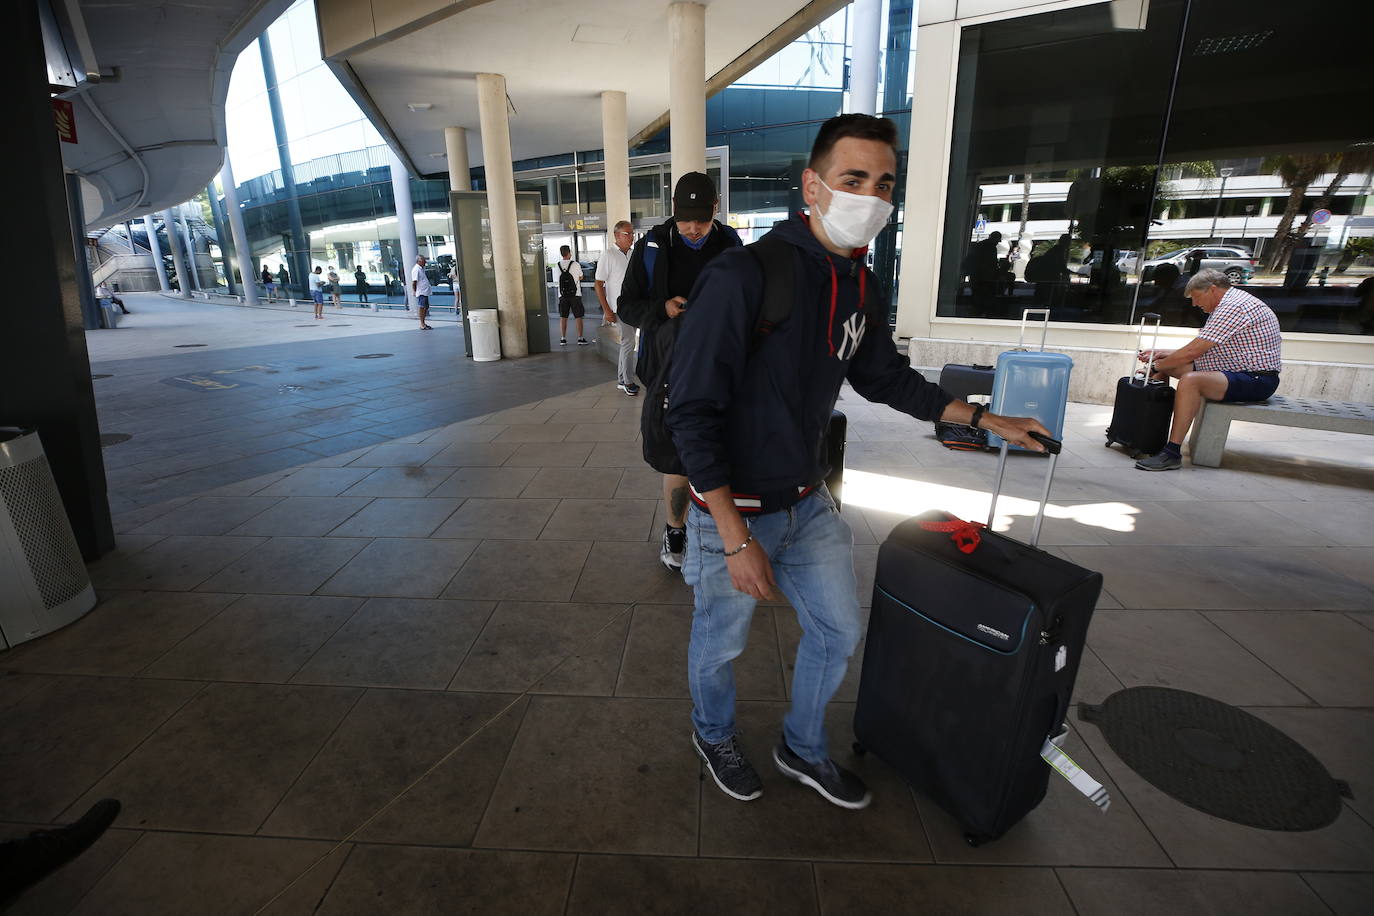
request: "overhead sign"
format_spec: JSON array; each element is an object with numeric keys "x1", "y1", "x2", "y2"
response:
[
  {"x1": 52, "y1": 99, "x2": 77, "y2": 143},
  {"x1": 1311, "y1": 208, "x2": 1331, "y2": 225},
  {"x1": 563, "y1": 213, "x2": 607, "y2": 231}
]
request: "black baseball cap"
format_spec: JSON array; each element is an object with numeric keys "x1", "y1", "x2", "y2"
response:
[{"x1": 672, "y1": 172, "x2": 717, "y2": 222}]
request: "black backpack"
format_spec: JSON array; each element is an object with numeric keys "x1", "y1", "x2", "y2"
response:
[
  {"x1": 558, "y1": 261, "x2": 578, "y2": 297},
  {"x1": 639, "y1": 235, "x2": 796, "y2": 474}
]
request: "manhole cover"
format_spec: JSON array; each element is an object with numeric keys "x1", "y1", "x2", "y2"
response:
[
  {"x1": 100, "y1": 433, "x2": 132, "y2": 447},
  {"x1": 296, "y1": 366, "x2": 320, "y2": 371},
  {"x1": 354, "y1": 353, "x2": 393, "y2": 359},
  {"x1": 294, "y1": 324, "x2": 317, "y2": 328},
  {"x1": 174, "y1": 344, "x2": 207, "y2": 348},
  {"x1": 91, "y1": 374, "x2": 112, "y2": 380},
  {"x1": 328, "y1": 324, "x2": 352, "y2": 327},
  {"x1": 1080, "y1": 688, "x2": 1348, "y2": 831}
]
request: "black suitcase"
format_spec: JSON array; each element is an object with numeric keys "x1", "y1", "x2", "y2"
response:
[
  {"x1": 824, "y1": 409, "x2": 846, "y2": 509},
  {"x1": 938, "y1": 363, "x2": 995, "y2": 400},
  {"x1": 934, "y1": 363, "x2": 995, "y2": 449},
  {"x1": 853, "y1": 433, "x2": 1104, "y2": 845},
  {"x1": 1106, "y1": 313, "x2": 1175, "y2": 458}
]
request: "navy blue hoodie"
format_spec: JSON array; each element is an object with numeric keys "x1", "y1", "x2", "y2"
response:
[{"x1": 666, "y1": 214, "x2": 955, "y2": 508}]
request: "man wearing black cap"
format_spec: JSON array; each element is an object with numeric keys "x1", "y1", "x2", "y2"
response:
[{"x1": 618, "y1": 172, "x2": 742, "y2": 572}]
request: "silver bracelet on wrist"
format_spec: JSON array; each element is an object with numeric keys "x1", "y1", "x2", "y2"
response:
[{"x1": 724, "y1": 535, "x2": 753, "y2": 557}]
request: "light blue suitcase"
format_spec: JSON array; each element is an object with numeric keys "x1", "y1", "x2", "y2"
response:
[{"x1": 987, "y1": 309, "x2": 1073, "y2": 452}]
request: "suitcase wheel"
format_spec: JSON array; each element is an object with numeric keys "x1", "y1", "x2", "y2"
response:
[{"x1": 851, "y1": 741, "x2": 867, "y2": 757}]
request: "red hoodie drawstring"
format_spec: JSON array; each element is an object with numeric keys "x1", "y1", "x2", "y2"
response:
[{"x1": 825, "y1": 259, "x2": 866, "y2": 357}]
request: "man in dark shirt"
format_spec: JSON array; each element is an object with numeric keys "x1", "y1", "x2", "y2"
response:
[
  {"x1": 617, "y1": 172, "x2": 742, "y2": 571},
  {"x1": 666, "y1": 114, "x2": 1048, "y2": 810}
]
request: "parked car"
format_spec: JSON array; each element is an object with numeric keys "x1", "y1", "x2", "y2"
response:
[
  {"x1": 1141, "y1": 246, "x2": 1256, "y2": 283},
  {"x1": 1073, "y1": 249, "x2": 1139, "y2": 280}
]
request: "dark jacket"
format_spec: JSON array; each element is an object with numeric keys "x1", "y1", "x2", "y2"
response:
[
  {"x1": 616, "y1": 218, "x2": 741, "y2": 377},
  {"x1": 666, "y1": 215, "x2": 955, "y2": 503},
  {"x1": 618, "y1": 217, "x2": 742, "y2": 474}
]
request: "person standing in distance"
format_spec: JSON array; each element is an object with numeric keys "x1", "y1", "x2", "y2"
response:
[
  {"x1": 595, "y1": 221, "x2": 638, "y2": 395},
  {"x1": 554, "y1": 245, "x2": 588, "y2": 346},
  {"x1": 618, "y1": 172, "x2": 742, "y2": 572},
  {"x1": 666, "y1": 115, "x2": 1050, "y2": 808},
  {"x1": 309, "y1": 265, "x2": 325, "y2": 319},
  {"x1": 412, "y1": 254, "x2": 434, "y2": 330}
]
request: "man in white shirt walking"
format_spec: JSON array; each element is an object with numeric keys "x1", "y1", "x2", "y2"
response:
[
  {"x1": 595, "y1": 221, "x2": 638, "y2": 395},
  {"x1": 411, "y1": 255, "x2": 434, "y2": 330}
]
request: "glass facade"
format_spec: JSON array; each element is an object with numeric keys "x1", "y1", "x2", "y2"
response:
[{"x1": 938, "y1": 0, "x2": 1372, "y2": 336}]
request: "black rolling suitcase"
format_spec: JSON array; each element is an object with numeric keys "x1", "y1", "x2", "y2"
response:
[
  {"x1": 853, "y1": 433, "x2": 1107, "y2": 845},
  {"x1": 934, "y1": 363, "x2": 995, "y2": 449},
  {"x1": 824, "y1": 409, "x2": 846, "y2": 509},
  {"x1": 1106, "y1": 313, "x2": 1175, "y2": 458}
]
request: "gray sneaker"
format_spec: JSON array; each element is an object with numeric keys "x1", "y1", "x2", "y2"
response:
[
  {"x1": 773, "y1": 738, "x2": 871, "y2": 809},
  {"x1": 1135, "y1": 450, "x2": 1182, "y2": 471},
  {"x1": 693, "y1": 732, "x2": 762, "y2": 801}
]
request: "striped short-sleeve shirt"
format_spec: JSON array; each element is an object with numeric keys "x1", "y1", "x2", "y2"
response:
[{"x1": 1195, "y1": 287, "x2": 1282, "y2": 372}]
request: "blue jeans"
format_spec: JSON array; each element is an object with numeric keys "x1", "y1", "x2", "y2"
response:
[{"x1": 684, "y1": 487, "x2": 861, "y2": 764}]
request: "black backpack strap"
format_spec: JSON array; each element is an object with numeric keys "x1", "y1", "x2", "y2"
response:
[{"x1": 746, "y1": 235, "x2": 794, "y2": 353}]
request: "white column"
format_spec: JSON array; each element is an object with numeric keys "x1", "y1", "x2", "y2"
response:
[
  {"x1": 444, "y1": 126, "x2": 471, "y2": 192},
  {"x1": 161, "y1": 208, "x2": 191, "y2": 298},
  {"x1": 389, "y1": 146, "x2": 419, "y2": 311},
  {"x1": 894, "y1": 21, "x2": 959, "y2": 340},
  {"x1": 601, "y1": 90, "x2": 630, "y2": 243},
  {"x1": 144, "y1": 214, "x2": 170, "y2": 292},
  {"x1": 668, "y1": 2, "x2": 706, "y2": 187},
  {"x1": 476, "y1": 72, "x2": 529, "y2": 358},
  {"x1": 849, "y1": 0, "x2": 882, "y2": 115},
  {"x1": 219, "y1": 154, "x2": 259, "y2": 306}
]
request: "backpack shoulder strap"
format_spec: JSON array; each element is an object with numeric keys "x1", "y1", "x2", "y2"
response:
[{"x1": 746, "y1": 235, "x2": 794, "y2": 353}]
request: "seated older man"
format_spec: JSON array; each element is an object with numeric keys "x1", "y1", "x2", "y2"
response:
[{"x1": 1135, "y1": 268, "x2": 1282, "y2": 471}]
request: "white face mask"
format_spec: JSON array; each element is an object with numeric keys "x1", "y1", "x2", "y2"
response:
[{"x1": 816, "y1": 180, "x2": 894, "y2": 250}]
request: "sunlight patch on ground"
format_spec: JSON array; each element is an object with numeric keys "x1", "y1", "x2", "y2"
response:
[{"x1": 843, "y1": 468, "x2": 1140, "y2": 533}]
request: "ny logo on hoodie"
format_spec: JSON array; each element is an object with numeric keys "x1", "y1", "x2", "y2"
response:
[{"x1": 835, "y1": 310, "x2": 866, "y2": 361}]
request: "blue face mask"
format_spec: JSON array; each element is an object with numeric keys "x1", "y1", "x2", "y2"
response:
[{"x1": 679, "y1": 227, "x2": 711, "y2": 250}]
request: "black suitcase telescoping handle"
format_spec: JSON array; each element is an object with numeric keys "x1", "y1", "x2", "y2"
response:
[{"x1": 986, "y1": 431, "x2": 1062, "y2": 547}]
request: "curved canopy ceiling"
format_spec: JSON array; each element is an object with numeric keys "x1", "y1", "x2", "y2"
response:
[
  {"x1": 57, "y1": 0, "x2": 293, "y2": 229},
  {"x1": 318, "y1": 0, "x2": 844, "y2": 178}
]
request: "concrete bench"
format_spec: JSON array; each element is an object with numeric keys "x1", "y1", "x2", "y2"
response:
[{"x1": 1188, "y1": 395, "x2": 1374, "y2": 467}]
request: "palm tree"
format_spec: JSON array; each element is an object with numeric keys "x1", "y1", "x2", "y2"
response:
[{"x1": 1261, "y1": 153, "x2": 1335, "y2": 273}]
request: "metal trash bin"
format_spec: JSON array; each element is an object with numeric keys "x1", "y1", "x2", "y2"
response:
[
  {"x1": 468, "y1": 308, "x2": 502, "y2": 362},
  {"x1": 0, "y1": 428, "x2": 97, "y2": 649},
  {"x1": 98, "y1": 299, "x2": 120, "y2": 329}
]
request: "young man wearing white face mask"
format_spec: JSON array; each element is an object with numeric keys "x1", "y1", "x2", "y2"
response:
[{"x1": 667, "y1": 114, "x2": 1050, "y2": 809}]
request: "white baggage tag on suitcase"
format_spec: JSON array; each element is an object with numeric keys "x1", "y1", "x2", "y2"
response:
[{"x1": 1040, "y1": 727, "x2": 1111, "y2": 812}]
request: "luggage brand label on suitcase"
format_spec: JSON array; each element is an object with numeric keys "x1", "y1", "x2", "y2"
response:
[{"x1": 874, "y1": 561, "x2": 1035, "y2": 655}]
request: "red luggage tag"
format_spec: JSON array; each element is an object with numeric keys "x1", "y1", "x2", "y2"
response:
[{"x1": 918, "y1": 515, "x2": 986, "y2": 554}]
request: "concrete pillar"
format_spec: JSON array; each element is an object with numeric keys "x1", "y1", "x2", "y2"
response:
[
  {"x1": 849, "y1": 0, "x2": 882, "y2": 115},
  {"x1": 476, "y1": 71, "x2": 528, "y2": 358},
  {"x1": 162, "y1": 208, "x2": 191, "y2": 298},
  {"x1": 388, "y1": 146, "x2": 419, "y2": 311},
  {"x1": 219, "y1": 154, "x2": 259, "y2": 306},
  {"x1": 177, "y1": 211, "x2": 201, "y2": 290},
  {"x1": 445, "y1": 126, "x2": 471, "y2": 192},
  {"x1": 668, "y1": 2, "x2": 706, "y2": 187},
  {"x1": 144, "y1": 214, "x2": 170, "y2": 292},
  {"x1": 124, "y1": 221, "x2": 137, "y2": 254},
  {"x1": 204, "y1": 184, "x2": 235, "y2": 294},
  {"x1": 601, "y1": 90, "x2": 630, "y2": 244}
]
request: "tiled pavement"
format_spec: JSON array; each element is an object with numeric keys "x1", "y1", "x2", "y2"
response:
[{"x1": 3, "y1": 294, "x2": 1373, "y2": 914}]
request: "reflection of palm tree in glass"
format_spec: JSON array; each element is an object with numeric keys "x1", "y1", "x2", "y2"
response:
[{"x1": 1263, "y1": 147, "x2": 1374, "y2": 273}]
